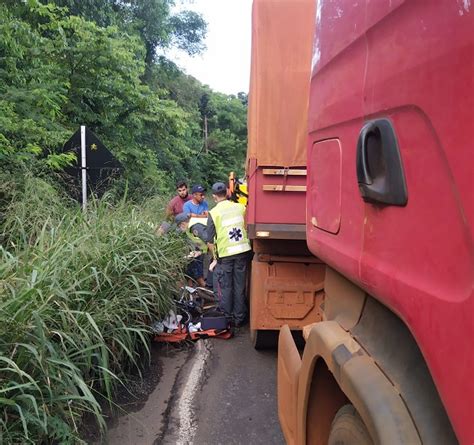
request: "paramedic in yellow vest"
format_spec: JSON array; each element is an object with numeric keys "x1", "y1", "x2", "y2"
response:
[
  {"x1": 175, "y1": 212, "x2": 208, "y2": 287},
  {"x1": 206, "y1": 182, "x2": 251, "y2": 327}
]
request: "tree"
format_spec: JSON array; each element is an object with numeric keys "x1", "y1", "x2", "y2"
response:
[
  {"x1": 237, "y1": 92, "x2": 249, "y2": 107},
  {"x1": 198, "y1": 92, "x2": 215, "y2": 153},
  {"x1": 52, "y1": 0, "x2": 207, "y2": 80},
  {"x1": 0, "y1": 2, "x2": 72, "y2": 172},
  {"x1": 0, "y1": 0, "x2": 246, "y2": 200}
]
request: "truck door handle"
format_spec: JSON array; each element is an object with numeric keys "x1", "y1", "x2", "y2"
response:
[{"x1": 356, "y1": 118, "x2": 408, "y2": 206}]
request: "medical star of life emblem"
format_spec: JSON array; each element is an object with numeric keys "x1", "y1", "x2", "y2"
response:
[{"x1": 228, "y1": 227, "x2": 243, "y2": 242}]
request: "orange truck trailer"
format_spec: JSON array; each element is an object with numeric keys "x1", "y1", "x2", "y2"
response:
[
  {"x1": 247, "y1": 0, "x2": 473, "y2": 444},
  {"x1": 246, "y1": 0, "x2": 323, "y2": 348}
]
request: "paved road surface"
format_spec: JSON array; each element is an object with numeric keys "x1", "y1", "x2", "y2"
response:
[
  {"x1": 192, "y1": 328, "x2": 284, "y2": 445},
  {"x1": 105, "y1": 327, "x2": 285, "y2": 444}
]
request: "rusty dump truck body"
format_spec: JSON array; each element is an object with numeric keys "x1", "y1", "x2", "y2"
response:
[
  {"x1": 248, "y1": 0, "x2": 473, "y2": 443},
  {"x1": 246, "y1": 0, "x2": 321, "y2": 346}
]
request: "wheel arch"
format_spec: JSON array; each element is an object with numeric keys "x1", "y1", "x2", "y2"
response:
[
  {"x1": 297, "y1": 267, "x2": 457, "y2": 444},
  {"x1": 296, "y1": 320, "x2": 421, "y2": 444}
]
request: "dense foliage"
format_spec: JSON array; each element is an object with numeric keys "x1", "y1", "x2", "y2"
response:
[
  {"x1": 0, "y1": 0, "x2": 248, "y2": 442},
  {"x1": 0, "y1": 0, "x2": 248, "y2": 199},
  {"x1": 0, "y1": 175, "x2": 188, "y2": 443}
]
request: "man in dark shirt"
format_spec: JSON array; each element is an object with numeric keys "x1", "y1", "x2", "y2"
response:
[{"x1": 166, "y1": 180, "x2": 192, "y2": 219}]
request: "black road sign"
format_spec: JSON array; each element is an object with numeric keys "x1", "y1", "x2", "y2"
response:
[{"x1": 62, "y1": 127, "x2": 123, "y2": 200}]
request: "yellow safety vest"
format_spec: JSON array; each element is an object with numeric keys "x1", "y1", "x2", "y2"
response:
[
  {"x1": 187, "y1": 217, "x2": 208, "y2": 253},
  {"x1": 209, "y1": 200, "x2": 251, "y2": 258}
]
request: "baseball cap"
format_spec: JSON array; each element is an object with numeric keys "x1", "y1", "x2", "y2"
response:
[
  {"x1": 191, "y1": 184, "x2": 205, "y2": 194},
  {"x1": 175, "y1": 212, "x2": 190, "y2": 224},
  {"x1": 212, "y1": 182, "x2": 227, "y2": 194}
]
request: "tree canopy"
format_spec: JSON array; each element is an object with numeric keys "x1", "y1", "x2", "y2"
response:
[{"x1": 0, "y1": 0, "x2": 248, "y2": 200}]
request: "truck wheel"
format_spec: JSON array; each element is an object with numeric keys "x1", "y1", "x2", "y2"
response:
[
  {"x1": 328, "y1": 404, "x2": 373, "y2": 445},
  {"x1": 250, "y1": 329, "x2": 278, "y2": 349}
]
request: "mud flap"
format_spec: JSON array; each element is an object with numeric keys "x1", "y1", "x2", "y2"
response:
[{"x1": 278, "y1": 325, "x2": 301, "y2": 445}]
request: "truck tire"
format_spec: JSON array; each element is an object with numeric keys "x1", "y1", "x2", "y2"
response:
[
  {"x1": 328, "y1": 405, "x2": 373, "y2": 445},
  {"x1": 250, "y1": 329, "x2": 278, "y2": 350}
]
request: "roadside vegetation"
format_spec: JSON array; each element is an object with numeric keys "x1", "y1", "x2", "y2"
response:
[
  {"x1": 0, "y1": 175, "x2": 188, "y2": 443},
  {"x1": 0, "y1": 0, "x2": 248, "y2": 442}
]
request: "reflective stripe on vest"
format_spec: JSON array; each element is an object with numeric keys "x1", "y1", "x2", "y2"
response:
[{"x1": 209, "y1": 200, "x2": 251, "y2": 258}]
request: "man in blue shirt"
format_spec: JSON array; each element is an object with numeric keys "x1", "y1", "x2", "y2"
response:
[{"x1": 183, "y1": 185, "x2": 209, "y2": 217}]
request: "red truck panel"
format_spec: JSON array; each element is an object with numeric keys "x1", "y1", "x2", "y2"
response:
[
  {"x1": 307, "y1": 1, "x2": 473, "y2": 442},
  {"x1": 247, "y1": 161, "x2": 307, "y2": 226},
  {"x1": 309, "y1": 139, "x2": 342, "y2": 234},
  {"x1": 246, "y1": 0, "x2": 315, "y2": 232}
]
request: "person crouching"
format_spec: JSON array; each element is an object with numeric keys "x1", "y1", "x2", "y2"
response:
[{"x1": 175, "y1": 212, "x2": 208, "y2": 288}]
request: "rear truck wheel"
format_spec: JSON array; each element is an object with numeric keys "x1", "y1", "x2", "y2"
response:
[
  {"x1": 250, "y1": 329, "x2": 278, "y2": 349},
  {"x1": 295, "y1": 320, "x2": 421, "y2": 444},
  {"x1": 328, "y1": 405, "x2": 374, "y2": 445}
]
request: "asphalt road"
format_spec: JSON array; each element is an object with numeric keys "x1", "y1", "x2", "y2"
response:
[
  {"x1": 192, "y1": 328, "x2": 284, "y2": 445},
  {"x1": 105, "y1": 327, "x2": 285, "y2": 445}
]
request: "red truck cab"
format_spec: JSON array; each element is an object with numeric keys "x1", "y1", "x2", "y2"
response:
[{"x1": 273, "y1": 0, "x2": 473, "y2": 443}]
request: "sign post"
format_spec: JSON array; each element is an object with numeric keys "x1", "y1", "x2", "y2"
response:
[
  {"x1": 80, "y1": 125, "x2": 87, "y2": 210},
  {"x1": 62, "y1": 126, "x2": 122, "y2": 204}
]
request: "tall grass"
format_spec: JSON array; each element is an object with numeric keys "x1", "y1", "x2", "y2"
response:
[{"x1": 0, "y1": 175, "x2": 187, "y2": 443}]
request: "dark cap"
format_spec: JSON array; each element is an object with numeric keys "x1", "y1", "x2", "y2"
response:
[
  {"x1": 212, "y1": 182, "x2": 227, "y2": 194},
  {"x1": 175, "y1": 212, "x2": 190, "y2": 224},
  {"x1": 191, "y1": 184, "x2": 205, "y2": 194}
]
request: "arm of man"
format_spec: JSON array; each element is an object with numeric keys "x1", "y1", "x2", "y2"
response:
[
  {"x1": 189, "y1": 212, "x2": 208, "y2": 218},
  {"x1": 165, "y1": 198, "x2": 175, "y2": 219},
  {"x1": 206, "y1": 214, "x2": 216, "y2": 255},
  {"x1": 182, "y1": 200, "x2": 191, "y2": 215},
  {"x1": 190, "y1": 202, "x2": 209, "y2": 218},
  {"x1": 182, "y1": 201, "x2": 204, "y2": 218},
  {"x1": 202, "y1": 201, "x2": 209, "y2": 217}
]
